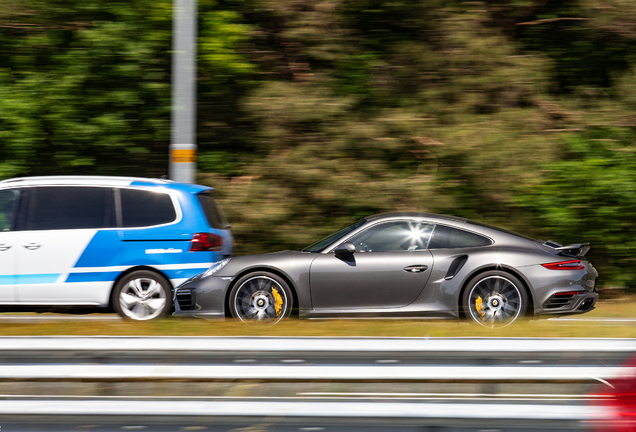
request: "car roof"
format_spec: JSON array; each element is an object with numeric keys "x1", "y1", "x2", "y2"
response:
[
  {"x1": 364, "y1": 212, "x2": 536, "y2": 242},
  {"x1": 0, "y1": 176, "x2": 212, "y2": 193},
  {"x1": 365, "y1": 212, "x2": 468, "y2": 224}
]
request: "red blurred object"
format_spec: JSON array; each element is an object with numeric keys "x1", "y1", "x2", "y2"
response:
[
  {"x1": 190, "y1": 233, "x2": 223, "y2": 252},
  {"x1": 591, "y1": 357, "x2": 636, "y2": 432}
]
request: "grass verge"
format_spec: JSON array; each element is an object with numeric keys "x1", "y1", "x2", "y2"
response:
[{"x1": 0, "y1": 295, "x2": 632, "y2": 338}]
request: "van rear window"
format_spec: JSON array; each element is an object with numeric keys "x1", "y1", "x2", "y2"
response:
[
  {"x1": 120, "y1": 189, "x2": 176, "y2": 227},
  {"x1": 197, "y1": 192, "x2": 228, "y2": 230}
]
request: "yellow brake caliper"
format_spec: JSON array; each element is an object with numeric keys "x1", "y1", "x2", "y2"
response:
[
  {"x1": 475, "y1": 296, "x2": 485, "y2": 320},
  {"x1": 271, "y1": 287, "x2": 283, "y2": 316}
]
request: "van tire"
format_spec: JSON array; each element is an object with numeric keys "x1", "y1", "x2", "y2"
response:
[{"x1": 112, "y1": 270, "x2": 172, "y2": 321}]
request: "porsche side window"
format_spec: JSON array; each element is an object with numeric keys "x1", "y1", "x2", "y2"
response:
[
  {"x1": 428, "y1": 225, "x2": 492, "y2": 249},
  {"x1": 0, "y1": 189, "x2": 19, "y2": 232},
  {"x1": 347, "y1": 221, "x2": 435, "y2": 252}
]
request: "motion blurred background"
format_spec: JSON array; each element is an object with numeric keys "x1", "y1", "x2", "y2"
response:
[{"x1": 0, "y1": 0, "x2": 634, "y2": 290}]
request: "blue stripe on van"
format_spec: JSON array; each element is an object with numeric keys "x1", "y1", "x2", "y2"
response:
[
  {"x1": 0, "y1": 269, "x2": 207, "y2": 286},
  {"x1": 65, "y1": 269, "x2": 207, "y2": 284},
  {"x1": 18, "y1": 274, "x2": 60, "y2": 284},
  {"x1": 65, "y1": 272, "x2": 120, "y2": 283},
  {"x1": 74, "y1": 231, "x2": 121, "y2": 268}
]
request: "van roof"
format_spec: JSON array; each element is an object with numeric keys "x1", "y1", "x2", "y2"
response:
[
  {"x1": 0, "y1": 176, "x2": 212, "y2": 193},
  {"x1": 0, "y1": 175, "x2": 168, "y2": 185}
]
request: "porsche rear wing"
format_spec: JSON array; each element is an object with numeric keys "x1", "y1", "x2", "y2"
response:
[{"x1": 555, "y1": 242, "x2": 590, "y2": 258}]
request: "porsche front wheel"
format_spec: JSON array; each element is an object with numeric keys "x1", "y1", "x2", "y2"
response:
[{"x1": 229, "y1": 272, "x2": 292, "y2": 325}]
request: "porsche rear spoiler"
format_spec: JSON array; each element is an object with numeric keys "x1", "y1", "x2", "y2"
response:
[{"x1": 555, "y1": 242, "x2": 590, "y2": 258}]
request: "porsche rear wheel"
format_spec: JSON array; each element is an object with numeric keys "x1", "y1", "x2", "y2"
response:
[
  {"x1": 463, "y1": 271, "x2": 527, "y2": 328},
  {"x1": 229, "y1": 272, "x2": 292, "y2": 325}
]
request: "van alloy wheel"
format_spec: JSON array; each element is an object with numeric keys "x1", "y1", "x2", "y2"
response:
[{"x1": 113, "y1": 270, "x2": 172, "y2": 320}]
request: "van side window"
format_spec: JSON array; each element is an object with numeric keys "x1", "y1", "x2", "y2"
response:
[
  {"x1": 28, "y1": 187, "x2": 114, "y2": 230},
  {"x1": 120, "y1": 189, "x2": 176, "y2": 228},
  {"x1": 0, "y1": 189, "x2": 19, "y2": 231}
]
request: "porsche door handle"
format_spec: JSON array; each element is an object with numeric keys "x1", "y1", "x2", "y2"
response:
[
  {"x1": 24, "y1": 243, "x2": 41, "y2": 250},
  {"x1": 404, "y1": 265, "x2": 428, "y2": 273},
  {"x1": 0, "y1": 244, "x2": 11, "y2": 251}
]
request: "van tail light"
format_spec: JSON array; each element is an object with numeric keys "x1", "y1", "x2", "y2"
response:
[
  {"x1": 541, "y1": 260, "x2": 585, "y2": 270},
  {"x1": 190, "y1": 233, "x2": 223, "y2": 252}
]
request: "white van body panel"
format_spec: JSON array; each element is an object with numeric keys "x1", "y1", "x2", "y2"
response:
[
  {"x1": 0, "y1": 231, "x2": 19, "y2": 302},
  {"x1": 17, "y1": 229, "x2": 100, "y2": 303}
]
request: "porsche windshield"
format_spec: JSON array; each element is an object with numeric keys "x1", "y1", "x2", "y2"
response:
[{"x1": 303, "y1": 219, "x2": 366, "y2": 252}]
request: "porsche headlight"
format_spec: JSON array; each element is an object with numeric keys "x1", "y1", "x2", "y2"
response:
[{"x1": 201, "y1": 258, "x2": 231, "y2": 279}]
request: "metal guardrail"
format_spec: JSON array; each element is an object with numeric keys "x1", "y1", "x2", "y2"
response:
[
  {"x1": 0, "y1": 398, "x2": 611, "y2": 421},
  {"x1": 0, "y1": 364, "x2": 631, "y2": 382},
  {"x1": 0, "y1": 336, "x2": 631, "y2": 429},
  {"x1": 0, "y1": 336, "x2": 634, "y2": 354}
]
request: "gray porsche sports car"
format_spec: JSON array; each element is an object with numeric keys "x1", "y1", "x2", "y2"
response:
[{"x1": 173, "y1": 213, "x2": 598, "y2": 328}]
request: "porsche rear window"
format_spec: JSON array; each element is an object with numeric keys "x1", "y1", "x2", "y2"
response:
[{"x1": 429, "y1": 225, "x2": 492, "y2": 249}]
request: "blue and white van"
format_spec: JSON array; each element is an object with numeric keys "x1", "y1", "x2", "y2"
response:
[{"x1": 0, "y1": 176, "x2": 233, "y2": 320}]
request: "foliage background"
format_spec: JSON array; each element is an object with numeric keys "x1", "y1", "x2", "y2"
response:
[{"x1": 1, "y1": 0, "x2": 636, "y2": 288}]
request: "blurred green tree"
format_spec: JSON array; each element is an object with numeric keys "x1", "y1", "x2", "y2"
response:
[
  {"x1": 1, "y1": 0, "x2": 636, "y2": 288},
  {"x1": 0, "y1": 0, "x2": 255, "y2": 178}
]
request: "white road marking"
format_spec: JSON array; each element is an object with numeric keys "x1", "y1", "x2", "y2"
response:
[
  {"x1": 297, "y1": 392, "x2": 612, "y2": 401},
  {"x1": 549, "y1": 317, "x2": 636, "y2": 322}
]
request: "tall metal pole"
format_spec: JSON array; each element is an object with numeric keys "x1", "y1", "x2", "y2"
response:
[{"x1": 170, "y1": 0, "x2": 197, "y2": 184}]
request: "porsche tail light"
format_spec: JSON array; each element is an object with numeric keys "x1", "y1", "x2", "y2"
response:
[
  {"x1": 541, "y1": 260, "x2": 585, "y2": 270},
  {"x1": 190, "y1": 233, "x2": 223, "y2": 252}
]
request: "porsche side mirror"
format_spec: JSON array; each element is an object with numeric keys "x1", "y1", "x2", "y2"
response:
[{"x1": 335, "y1": 242, "x2": 356, "y2": 256}]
